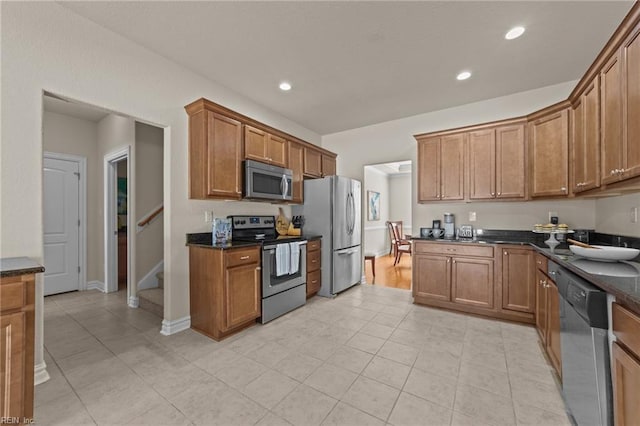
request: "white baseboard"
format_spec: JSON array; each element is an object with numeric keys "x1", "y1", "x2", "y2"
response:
[
  {"x1": 86, "y1": 280, "x2": 106, "y2": 292},
  {"x1": 138, "y1": 260, "x2": 164, "y2": 290},
  {"x1": 128, "y1": 296, "x2": 139, "y2": 308},
  {"x1": 161, "y1": 316, "x2": 191, "y2": 336},
  {"x1": 35, "y1": 361, "x2": 50, "y2": 385}
]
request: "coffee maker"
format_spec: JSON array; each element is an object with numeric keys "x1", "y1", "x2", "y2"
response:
[{"x1": 444, "y1": 213, "x2": 455, "y2": 239}]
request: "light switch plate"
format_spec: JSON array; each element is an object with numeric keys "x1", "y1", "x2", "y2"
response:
[
  {"x1": 469, "y1": 211, "x2": 477, "y2": 222},
  {"x1": 632, "y1": 207, "x2": 638, "y2": 223},
  {"x1": 204, "y1": 210, "x2": 214, "y2": 223}
]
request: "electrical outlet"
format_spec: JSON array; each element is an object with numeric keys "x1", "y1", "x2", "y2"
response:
[
  {"x1": 469, "y1": 211, "x2": 477, "y2": 222},
  {"x1": 549, "y1": 211, "x2": 558, "y2": 224},
  {"x1": 632, "y1": 207, "x2": 638, "y2": 224}
]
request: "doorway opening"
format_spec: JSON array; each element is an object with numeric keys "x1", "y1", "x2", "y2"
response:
[{"x1": 363, "y1": 160, "x2": 413, "y2": 290}]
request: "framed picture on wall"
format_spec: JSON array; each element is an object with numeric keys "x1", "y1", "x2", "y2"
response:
[{"x1": 367, "y1": 190, "x2": 380, "y2": 221}]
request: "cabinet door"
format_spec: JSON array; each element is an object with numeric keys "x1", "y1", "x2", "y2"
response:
[
  {"x1": 440, "y1": 134, "x2": 465, "y2": 200},
  {"x1": 502, "y1": 248, "x2": 535, "y2": 313},
  {"x1": 417, "y1": 138, "x2": 441, "y2": 201},
  {"x1": 224, "y1": 263, "x2": 261, "y2": 330},
  {"x1": 304, "y1": 148, "x2": 322, "y2": 178},
  {"x1": 546, "y1": 279, "x2": 562, "y2": 377},
  {"x1": 287, "y1": 141, "x2": 304, "y2": 204},
  {"x1": 321, "y1": 154, "x2": 336, "y2": 177},
  {"x1": 623, "y1": 26, "x2": 640, "y2": 180},
  {"x1": 206, "y1": 112, "x2": 242, "y2": 198},
  {"x1": 612, "y1": 342, "x2": 640, "y2": 426},
  {"x1": 572, "y1": 96, "x2": 586, "y2": 191},
  {"x1": 582, "y1": 79, "x2": 601, "y2": 191},
  {"x1": 529, "y1": 109, "x2": 569, "y2": 197},
  {"x1": 244, "y1": 125, "x2": 268, "y2": 163},
  {"x1": 0, "y1": 311, "x2": 25, "y2": 417},
  {"x1": 601, "y1": 53, "x2": 624, "y2": 184},
  {"x1": 468, "y1": 129, "x2": 495, "y2": 200},
  {"x1": 307, "y1": 269, "x2": 321, "y2": 298},
  {"x1": 535, "y1": 269, "x2": 548, "y2": 343},
  {"x1": 496, "y1": 124, "x2": 526, "y2": 198},
  {"x1": 412, "y1": 254, "x2": 450, "y2": 301},
  {"x1": 451, "y1": 257, "x2": 494, "y2": 309},
  {"x1": 267, "y1": 133, "x2": 287, "y2": 167}
]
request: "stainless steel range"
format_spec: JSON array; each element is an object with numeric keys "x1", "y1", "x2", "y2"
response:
[{"x1": 229, "y1": 215, "x2": 307, "y2": 323}]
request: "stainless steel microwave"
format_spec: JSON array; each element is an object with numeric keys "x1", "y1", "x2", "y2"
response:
[{"x1": 244, "y1": 160, "x2": 293, "y2": 201}]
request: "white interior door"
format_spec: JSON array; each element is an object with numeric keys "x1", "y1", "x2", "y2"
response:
[{"x1": 44, "y1": 157, "x2": 80, "y2": 295}]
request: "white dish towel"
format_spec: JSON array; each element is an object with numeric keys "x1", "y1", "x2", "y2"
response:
[
  {"x1": 276, "y1": 243, "x2": 290, "y2": 277},
  {"x1": 289, "y1": 242, "x2": 301, "y2": 275}
]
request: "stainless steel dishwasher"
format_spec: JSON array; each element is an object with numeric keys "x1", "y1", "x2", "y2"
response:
[{"x1": 548, "y1": 261, "x2": 612, "y2": 426}]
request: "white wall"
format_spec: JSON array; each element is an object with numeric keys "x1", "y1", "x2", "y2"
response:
[
  {"x1": 1, "y1": 2, "x2": 320, "y2": 380},
  {"x1": 322, "y1": 81, "x2": 603, "y2": 233},
  {"x1": 364, "y1": 167, "x2": 390, "y2": 256},
  {"x1": 42, "y1": 111, "x2": 101, "y2": 282},
  {"x1": 596, "y1": 193, "x2": 640, "y2": 237},
  {"x1": 389, "y1": 173, "x2": 412, "y2": 234},
  {"x1": 135, "y1": 122, "x2": 164, "y2": 284}
]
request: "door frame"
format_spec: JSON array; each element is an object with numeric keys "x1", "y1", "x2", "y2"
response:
[
  {"x1": 104, "y1": 145, "x2": 136, "y2": 307},
  {"x1": 43, "y1": 151, "x2": 87, "y2": 291}
]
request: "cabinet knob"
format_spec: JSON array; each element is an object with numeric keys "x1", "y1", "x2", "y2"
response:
[
  {"x1": 504, "y1": 251, "x2": 508, "y2": 256},
  {"x1": 537, "y1": 260, "x2": 542, "y2": 265},
  {"x1": 447, "y1": 258, "x2": 451, "y2": 263},
  {"x1": 560, "y1": 187, "x2": 566, "y2": 191},
  {"x1": 491, "y1": 192, "x2": 495, "y2": 196},
  {"x1": 497, "y1": 192, "x2": 501, "y2": 196},
  {"x1": 256, "y1": 267, "x2": 261, "y2": 270},
  {"x1": 240, "y1": 256, "x2": 250, "y2": 260}
]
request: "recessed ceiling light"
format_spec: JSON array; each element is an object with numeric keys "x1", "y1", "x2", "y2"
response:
[
  {"x1": 456, "y1": 71, "x2": 472, "y2": 81},
  {"x1": 279, "y1": 82, "x2": 292, "y2": 91},
  {"x1": 505, "y1": 26, "x2": 525, "y2": 40}
]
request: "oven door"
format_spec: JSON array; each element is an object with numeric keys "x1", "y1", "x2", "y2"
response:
[{"x1": 262, "y1": 242, "x2": 307, "y2": 298}]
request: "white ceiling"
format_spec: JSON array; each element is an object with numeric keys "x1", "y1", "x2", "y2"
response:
[
  {"x1": 59, "y1": 1, "x2": 633, "y2": 135},
  {"x1": 43, "y1": 93, "x2": 110, "y2": 122},
  {"x1": 369, "y1": 160, "x2": 412, "y2": 176}
]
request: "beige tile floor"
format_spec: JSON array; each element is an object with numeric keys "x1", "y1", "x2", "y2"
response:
[{"x1": 37, "y1": 284, "x2": 571, "y2": 426}]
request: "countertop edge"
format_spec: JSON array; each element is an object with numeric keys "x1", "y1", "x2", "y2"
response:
[{"x1": 0, "y1": 257, "x2": 45, "y2": 278}]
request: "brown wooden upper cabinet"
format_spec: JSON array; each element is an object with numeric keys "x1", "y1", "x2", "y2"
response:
[
  {"x1": 529, "y1": 107, "x2": 570, "y2": 197},
  {"x1": 188, "y1": 109, "x2": 243, "y2": 200},
  {"x1": 469, "y1": 123, "x2": 526, "y2": 200},
  {"x1": 303, "y1": 147, "x2": 322, "y2": 177},
  {"x1": 321, "y1": 154, "x2": 337, "y2": 177},
  {"x1": 288, "y1": 141, "x2": 304, "y2": 204},
  {"x1": 572, "y1": 77, "x2": 601, "y2": 192},
  {"x1": 417, "y1": 134, "x2": 465, "y2": 202},
  {"x1": 244, "y1": 125, "x2": 287, "y2": 167},
  {"x1": 601, "y1": 24, "x2": 640, "y2": 185}
]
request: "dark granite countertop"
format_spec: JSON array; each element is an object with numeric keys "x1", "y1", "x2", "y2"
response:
[
  {"x1": 0, "y1": 257, "x2": 45, "y2": 278},
  {"x1": 533, "y1": 246, "x2": 640, "y2": 315},
  {"x1": 186, "y1": 233, "x2": 260, "y2": 250},
  {"x1": 186, "y1": 233, "x2": 322, "y2": 249}
]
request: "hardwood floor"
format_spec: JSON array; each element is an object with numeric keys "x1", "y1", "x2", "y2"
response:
[{"x1": 364, "y1": 253, "x2": 412, "y2": 290}]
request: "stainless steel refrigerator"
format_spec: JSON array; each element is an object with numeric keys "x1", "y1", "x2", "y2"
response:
[{"x1": 293, "y1": 176, "x2": 362, "y2": 297}]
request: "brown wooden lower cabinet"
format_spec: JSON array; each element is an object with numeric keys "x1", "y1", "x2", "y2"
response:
[
  {"x1": 502, "y1": 247, "x2": 535, "y2": 314},
  {"x1": 306, "y1": 239, "x2": 321, "y2": 298},
  {"x1": 189, "y1": 245, "x2": 261, "y2": 340},
  {"x1": 534, "y1": 261, "x2": 562, "y2": 378},
  {"x1": 451, "y1": 257, "x2": 494, "y2": 309},
  {"x1": 611, "y1": 303, "x2": 640, "y2": 426},
  {"x1": 0, "y1": 273, "x2": 36, "y2": 422}
]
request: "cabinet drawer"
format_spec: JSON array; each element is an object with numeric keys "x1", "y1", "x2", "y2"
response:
[
  {"x1": 307, "y1": 269, "x2": 321, "y2": 295},
  {"x1": 307, "y1": 249, "x2": 321, "y2": 272},
  {"x1": 0, "y1": 281, "x2": 25, "y2": 311},
  {"x1": 307, "y1": 239, "x2": 321, "y2": 252},
  {"x1": 226, "y1": 247, "x2": 260, "y2": 268},
  {"x1": 535, "y1": 252, "x2": 548, "y2": 274},
  {"x1": 613, "y1": 303, "x2": 640, "y2": 358},
  {"x1": 415, "y1": 242, "x2": 494, "y2": 258}
]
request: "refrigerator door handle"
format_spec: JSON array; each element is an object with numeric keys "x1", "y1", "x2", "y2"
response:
[
  {"x1": 349, "y1": 191, "x2": 356, "y2": 235},
  {"x1": 337, "y1": 249, "x2": 357, "y2": 255},
  {"x1": 345, "y1": 192, "x2": 352, "y2": 235}
]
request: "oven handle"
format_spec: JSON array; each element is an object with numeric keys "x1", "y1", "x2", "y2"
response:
[{"x1": 264, "y1": 241, "x2": 308, "y2": 250}]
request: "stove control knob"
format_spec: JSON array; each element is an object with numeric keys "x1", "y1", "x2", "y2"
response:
[
  {"x1": 241, "y1": 220, "x2": 246, "y2": 224},
  {"x1": 234, "y1": 220, "x2": 240, "y2": 225}
]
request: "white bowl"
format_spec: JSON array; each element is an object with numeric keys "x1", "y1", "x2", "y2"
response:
[{"x1": 569, "y1": 245, "x2": 640, "y2": 262}]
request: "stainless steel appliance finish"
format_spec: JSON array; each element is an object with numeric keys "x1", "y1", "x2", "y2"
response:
[
  {"x1": 293, "y1": 176, "x2": 362, "y2": 297},
  {"x1": 229, "y1": 215, "x2": 306, "y2": 323},
  {"x1": 549, "y1": 261, "x2": 612, "y2": 426},
  {"x1": 244, "y1": 160, "x2": 293, "y2": 201},
  {"x1": 444, "y1": 213, "x2": 455, "y2": 239}
]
